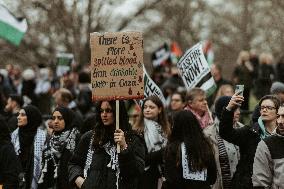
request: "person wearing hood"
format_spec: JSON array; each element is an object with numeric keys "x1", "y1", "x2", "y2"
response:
[
  {"x1": 38, "y1": 106, "x2": 80, "y2": 189},
  {"x1": 0, "y1": 115, "x2": 21, "y2": 189},
  {"x1": 252, "y1": 104, "x2": 284, "y2": 188},
  {"x1": 11, "y1": 105, "x2": 46, "y2": 189},
  {"x1": 204, "y1": 96, "x2": 244, "y2": 189},
  {"x1": 219, "y1": 94, "x2": 280, "y2": 189}
]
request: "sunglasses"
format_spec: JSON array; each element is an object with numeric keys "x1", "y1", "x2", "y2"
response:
[{"x1": 100, "y1": 108, "x2": 113, "y2": 114}]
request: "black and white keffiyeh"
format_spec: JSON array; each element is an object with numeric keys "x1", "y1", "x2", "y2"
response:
[
  {"x1": 11, "y1": 127, "x2": 46, "y2": 188},
  {"x1": 39, "y1": 127, "x2": 79, "y2": 183},
  {"x1": 143, "y1": 118, "x2": 167, "y2": 153},
  {"x1": 84, "y1": 140, "x2": 120, "y2": 189},
  {"x1": 181, "y1": 142, "x2": 207, "y2": 181}
]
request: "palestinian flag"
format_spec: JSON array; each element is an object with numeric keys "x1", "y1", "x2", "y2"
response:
[
  {"x1": 0, "y1": 5, "x2": 27, "y2": 46},
  {"x1": 151, "y1": 43, "x2": 171, "y2": 67},
  {"x1": 170, "y1": 41, "x2": 183, "y2": 65},
  {"x1": 138, "y1": 65, "x2": 166, "y2": 106},
  {"x1": 203, "y1": 40, "x2": 214, "y2": 67}
]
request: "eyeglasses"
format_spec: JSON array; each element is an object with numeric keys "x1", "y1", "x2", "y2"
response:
[
  {"x1": 260, "y1": 106, "x2": 276, "y2": 111},
  {"x1": 100, "y1": 108, "x2": 113, "y2": 114}
]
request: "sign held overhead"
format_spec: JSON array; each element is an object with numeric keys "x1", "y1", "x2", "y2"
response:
[{"x1": 90, "y1": 31, "x2": 144, "y2": 101}]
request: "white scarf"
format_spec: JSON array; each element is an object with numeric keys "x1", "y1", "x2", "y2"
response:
[
  {"x1": 181, "y1": 142, "x2": 207, "y2": 181},
  {"x1": 144, "y1": 118, "x2": 167, "y2": 153}
]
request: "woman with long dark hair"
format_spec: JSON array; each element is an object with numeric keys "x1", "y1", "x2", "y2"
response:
[
  {"x1": 0, "y1": 115, "x2": 21, "y2": 188},
  {"x1": 163, "y1": 110, "x2": 217, "y2": 189},
  {"x1": 69, "y1": 100, "x2": 145, "y2": 189},
  {"x1": 11, "y1": 105, "x2": 46, "y2": 189},
  {"x1": 38, "y1": 106, "x2": 80, "y2": 189},
  {"x1": 133, "y1": 95, "x2": 171, "y2": 189}
]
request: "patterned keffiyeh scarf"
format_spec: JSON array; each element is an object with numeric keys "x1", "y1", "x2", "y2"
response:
[
  {"x1": 11, "y1": 128, "x2": 46, "y2": 189},
  {"x1": 39, "y1": 128, "x2": 79, "y2": 183},
  {"x1": 84, "y1": 140, "x2": 120, "y2": 189},
  {"x1": 181, "y1": 142, "x2": 207, "y2": 181},
  {"x1": 144, "y1": 118, "x2": 167, "y2": 153}
]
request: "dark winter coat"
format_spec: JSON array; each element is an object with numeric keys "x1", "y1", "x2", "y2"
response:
[
  {"x1": 38, "y1": 133, "x2": 81, "y2": 189},
  {"x1": 162, "y1": 142, "x2": 217, "y2": 189},
  {"x1": 0, "y1": 115, "x2": 21, "y2": 189},
  {"x1": 137, "y1": 139, "x2": 165, "y2": 189},
  {"x1": 219, "y1": 108, "x2": 262, "y2": 189},
  {"x1": 11, "y1": 105, "x2": 46, "y2": 189},
  {"x1": 69, "y1": 130, "x2": 145, "y2": 189},
  {"x1": 138, "y1": 140, "x2": 164, "y2": 189},
  {"x1": 38, "y1": 106, "x2": 81, "y2": 189}
]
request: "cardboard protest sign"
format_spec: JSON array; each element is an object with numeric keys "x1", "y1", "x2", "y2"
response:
[
  {"x1": 56, "y1": 53, "x2": 74, "y2": 77},
  {"x1": 90, "y1": 31, "x2": 144, "y2": 101},
  {"x1": 177, "y1": 42, "x2": 216, "y2": 96}
]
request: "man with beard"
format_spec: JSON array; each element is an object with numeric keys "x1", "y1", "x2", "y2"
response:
[
  {"x1": 4, "y1": 94, "x2": 23, "y2": 132},
  {"x1": 252, "y1": 104, "x2": 284, "y2": 189}
]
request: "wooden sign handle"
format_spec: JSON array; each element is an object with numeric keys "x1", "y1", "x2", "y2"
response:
[{"x1": 116, "y1": 100, "x2": 121, "y2": 153}]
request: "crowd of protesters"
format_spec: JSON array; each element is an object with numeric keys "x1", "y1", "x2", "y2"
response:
[{"x1": 1, "y1": 48, "x2": 284, "y2": 189}]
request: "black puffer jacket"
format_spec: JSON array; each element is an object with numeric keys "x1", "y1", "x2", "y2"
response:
[
  {"x1": 219, "y1": 108, "x2": 261, "y2": 189},
  {"x1": 69, "y1": 130, "x2": 145, "y2": 189}
]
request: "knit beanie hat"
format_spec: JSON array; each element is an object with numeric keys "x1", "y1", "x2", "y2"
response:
[
  {"x1": 215, "y1": 96, "x2": 232, "y2": 120},
  {"x1": 270, "y1": 81, "x2": 284, "y2": 94}
]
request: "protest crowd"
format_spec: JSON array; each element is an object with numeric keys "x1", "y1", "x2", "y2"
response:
[
  {"x1": 1, "y1": 42, "x2": 284, "y2": 189},
  {"x1": 1, "y1": 5, "x2": 284, "y2": 187}
]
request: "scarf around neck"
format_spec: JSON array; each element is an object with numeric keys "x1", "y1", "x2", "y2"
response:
[
  {"x1": 84, "y1": 139, "x2": 120, "y2": 189},
  {"x1": 143, "y1": 118, "x2": 167, "y2": 153},
  {"x1": 258, "y1": 117, "x2": 275, "y2": 139},
  {"x1": 38, "y1": 127, "x2": 79, "y2": 183},
  {"x1": 184, "y1": 106, "x2": 212, "y2": 129}
]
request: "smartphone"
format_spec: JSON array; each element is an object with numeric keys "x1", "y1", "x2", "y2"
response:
[{"x1": 235, "y1": 84, "x2": 244, "y2": 96}]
